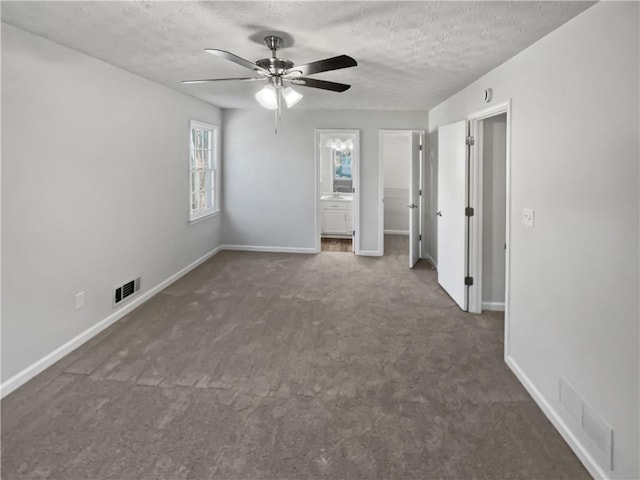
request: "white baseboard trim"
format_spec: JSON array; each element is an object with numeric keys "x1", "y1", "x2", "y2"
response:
[
  {"x1": 358, "y1": 250, "x2": 382, "y2": 257},
  {"x1": 384, "y1": 229, "x2": 409, "y2": 235},
  {"x1": 0, "y1": 245, "x2": 223, "y2": 399},
  {"x1": 222, "y1": 244, "x2": 316, "y2": 254},
  {"x1": 506, "y1": 354, "x2": 607, "y2": 480},
  {"x1": 423, "y1": 253, "x2": 437, "y2": 268},
  {"x1": 482, "y1": 301, "x2": 505, "y2": 311}
]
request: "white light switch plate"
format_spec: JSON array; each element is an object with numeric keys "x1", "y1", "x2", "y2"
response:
[{"x1": 523, "y1": 207, "x2": 534, "y2": 227}]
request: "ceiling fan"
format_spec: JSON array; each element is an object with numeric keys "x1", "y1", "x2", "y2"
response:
[{"x1": 182, "y1": 35, "x2": 357, "y2": 131}]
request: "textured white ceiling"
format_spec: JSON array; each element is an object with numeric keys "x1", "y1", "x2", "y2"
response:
[{"x1": 1, "y1": 1, "x2": 594, "y2": 111}]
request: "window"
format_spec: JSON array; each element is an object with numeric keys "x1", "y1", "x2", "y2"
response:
[
  {"x1": 189, "y1": 120, "x2": 219, "y2": 222},
  {"x1": 334, "y1": 150, "x2": 352, "y2": 180}
]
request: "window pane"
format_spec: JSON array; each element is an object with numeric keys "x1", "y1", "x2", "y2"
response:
[
  {"x1": 194, "y1": 129, "x2": 200, "y2": 149},
  {"x1": 191, "y1": 171, "x2": 198, "y2": 195},
  {"x1": 198, "y1": 169, "x2": 207, "y2": 191},
  {"x1": 203, "y1": 130, "x2": 210, "y2": 150},
  {"x1": 207, "y1": 148, "x2": 213, "y2": 169}
]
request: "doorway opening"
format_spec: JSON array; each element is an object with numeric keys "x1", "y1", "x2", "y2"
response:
[
  {"x1": 320, "y1": 238, "x2": 353, "y2": 252},
  {"x1": 315, "y1": 129, "x2": 360, "y2": 254},
  {"x1": 435, "y1": 101, "x2": 511, "y2": 315},
  {"x1": 378, "y1": 129, "x2": 424, "y2": 266},
  {"x1": 476, "y1": 113, "x2": 507, "y2": 311},
  {"x1": 468, "y1": 105, "x2": 510, "y2": 314}
]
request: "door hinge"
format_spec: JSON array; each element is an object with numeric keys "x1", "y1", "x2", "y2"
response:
[
  {"x1": 419, "y1": 144, "x2": 423, "y2": 151},
  {"x1": 465, "y1": 206, "x2": 474, "y2": 217},
  {"x1": 419, "y1": 189, "x2": 422, "y2": 196},
  {"x1": 352, "y1": 187, "x2": 355, "y2": 193},
  {"x1": 419, "y1": 234, "x2": 422, "y2": 241},
  {"x1": 465, "y1": 276, "x2": 474, "y2": 286},
  {"x1": 352, "y1": 230, "x2": 355, "y2": 236},
  {"x1": 466, "y1": 136, "x2": 475, "y2": 146}
]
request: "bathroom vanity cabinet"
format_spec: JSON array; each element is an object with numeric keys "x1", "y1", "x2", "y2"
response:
[{"x1": 321, "y1": 197, "x2": 353, "y2": 237}]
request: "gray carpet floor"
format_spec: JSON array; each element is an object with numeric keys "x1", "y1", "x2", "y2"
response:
[{"x1": 1, "y1": 235, "x2": 589, "y2": 479}]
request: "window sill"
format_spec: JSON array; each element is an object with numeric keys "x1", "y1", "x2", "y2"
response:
[{"x1": 189, "y1": 209, "x2": 221, "y2": 225}]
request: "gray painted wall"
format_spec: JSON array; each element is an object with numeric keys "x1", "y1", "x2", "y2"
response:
[
  {"x1": 1, "y1": 24, "x2": 223, "y2": 382},
  {"x1": 427, "y1": 3, "x2": 638, "y2": 478},
  {"x1": 222, "y1": 109, "x2": 426, "y2": 253},
  {"x1": 481, "y1": 114, "x2": 506, "y2": 305}
]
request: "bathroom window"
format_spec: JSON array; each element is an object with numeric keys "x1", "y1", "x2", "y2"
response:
[{"x1": 334, "y1": 150, "x2": 352, "y2": 180}]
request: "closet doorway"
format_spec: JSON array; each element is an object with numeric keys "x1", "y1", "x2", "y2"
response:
[
  {"x1": 436, "y1": 102, "x2": 510, "y2": 314},
  {"x1": 378, "y1": 130, "x2": 424, "y2": 266}
]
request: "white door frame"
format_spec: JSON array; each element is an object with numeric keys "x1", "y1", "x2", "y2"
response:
[
  {"x1": 378, "y1": 129, "x2": 425, "y2": 257},
  {"x1": 467, "y1": 101, "x2": 512, "y2": 322},
  {"x1": 315, "y1": 129, "x2": 361, "y2": 254}
]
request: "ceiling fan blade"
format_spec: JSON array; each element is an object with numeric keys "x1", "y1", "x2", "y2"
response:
[
  {"x1": 204, "y1": 49, "x2": 270, "y2": 75},
  {"x1": 289, "y1": 77, "x2": 351, "y2": 92},
  {"x1": 284, "y1": 55, "x2": 357, "y2": 77},
  {"x1": 182, "y1": 77, "x2": 265, "y2": 84}
]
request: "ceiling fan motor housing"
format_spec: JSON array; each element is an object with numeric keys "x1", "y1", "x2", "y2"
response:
[
  {"x1": 256, "y1": 57, "x2": 294, "y2": 76},
  {"x1": 256, "y1": 35, "x2": 296, "y2": 76}
]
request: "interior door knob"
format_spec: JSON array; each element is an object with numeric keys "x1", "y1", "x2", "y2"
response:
[
  {"x1": 436, "y1": 211, "x2": 443, "y2": 217},
  {"x1": 406, "y1": 203, "x2": 418, "y2": 209}
]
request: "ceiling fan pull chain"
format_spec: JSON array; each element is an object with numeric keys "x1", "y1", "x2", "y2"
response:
[{"x1": 274, "y1": 108, "x2": 278, "y2": 135}]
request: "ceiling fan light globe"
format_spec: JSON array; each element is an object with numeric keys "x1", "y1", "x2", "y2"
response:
[
  {"x1": 255, "y1": 85, "x2": 278, "y2": 110},
  {"x1": 283, "y1": 87, "x2": 303, "y2": 108}
]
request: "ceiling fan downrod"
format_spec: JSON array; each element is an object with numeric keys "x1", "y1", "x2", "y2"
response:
[{"x1": 264, "y1": 35, "x2": 283, "y2": 56}]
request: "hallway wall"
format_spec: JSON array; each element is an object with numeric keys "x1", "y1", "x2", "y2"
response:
[{"x1": 426, "y1": 3, "x2": 639, "y2": 478}]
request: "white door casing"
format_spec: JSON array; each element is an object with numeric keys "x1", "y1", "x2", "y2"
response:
[
  {"x1": 467, "y1": 101, "x2": 512, "y2": 318},
  {"x1": 437, "y1": 120, "x2": 468, "y2": 310},
  {"x1": 408, "y1": 131, "x2": 422, "y2": 268}
]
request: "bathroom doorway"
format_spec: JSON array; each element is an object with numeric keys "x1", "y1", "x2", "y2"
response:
[{"x1": 315, "y1": 129, "x2": 360, "y2": 254}]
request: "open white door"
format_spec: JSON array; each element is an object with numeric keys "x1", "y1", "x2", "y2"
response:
[
  {"x1": 437, "y1": 120, "x2": 468, "y2": 310},
  {"x1": 408, "y1": 132, "x2": 422, "y2": 268}
]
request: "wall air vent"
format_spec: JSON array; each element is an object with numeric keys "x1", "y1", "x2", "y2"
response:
[{"x1": 113, "y1": 277, "x2": 141, "y2": 307}]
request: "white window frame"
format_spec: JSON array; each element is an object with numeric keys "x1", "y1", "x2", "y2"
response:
[{"x1": 189, "y1": 120, "x2": 220, "y2": 223}]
